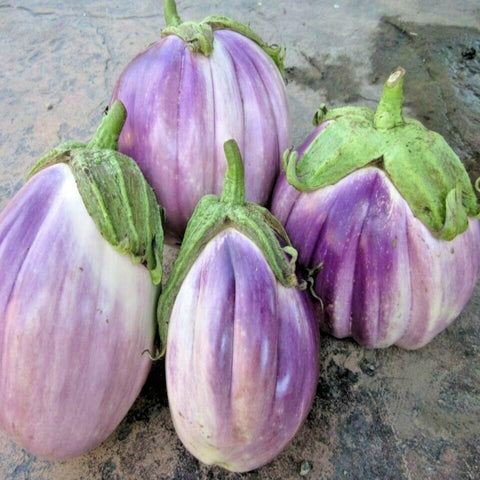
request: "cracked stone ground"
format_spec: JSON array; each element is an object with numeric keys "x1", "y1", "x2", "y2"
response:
[{"x1": 0, "y1": 1, "x2": 479, "y2": 479}]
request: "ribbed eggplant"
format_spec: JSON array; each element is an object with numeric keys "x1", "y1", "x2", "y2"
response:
[
  {"x1": 272, "y1": 68, "x2": 480, "y2": 349},
  {"x1": 111, "y1": 0, "x2": 290, "y2": 239},
  {"x1": 0, "y1": 102, "x2": 164, "y2": 459},
  {"x1": 159, "y1": 140, "x2": 319, "y2": 472}
]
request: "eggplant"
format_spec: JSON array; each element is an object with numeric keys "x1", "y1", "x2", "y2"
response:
[
  {"x1": 272, "y1": 67, "x2": 480, "y2": 349},
  {"x1": 111, "y1": 0, "x2": 290, "y2": 239},
  {"x1": 0, "y1": 102, "x2": 164, "y2": 460},
  {"x1": 159, "y1": 140, "x2": 319, "y2": 472}
]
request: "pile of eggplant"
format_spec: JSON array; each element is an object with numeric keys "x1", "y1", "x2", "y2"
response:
[{"x1": 0, "y1": 0, "x2": 478, "y2": 472}]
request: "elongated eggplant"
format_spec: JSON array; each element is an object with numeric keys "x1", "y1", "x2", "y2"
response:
[
  {"x1": 0, "y1": 102, "x2": 164, "y2": 459},
  {"x1": 160, "y1": 140, "x2": 319, "y2": 472}
]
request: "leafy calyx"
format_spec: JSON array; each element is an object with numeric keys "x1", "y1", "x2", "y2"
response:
[
  {"x1": 284, "y1": 67, "x2": 479, "y2": 240},
  {"x1": 162, "y1": 0, "x2": 286, "y2": 78},
  {"x1": 28, "y1": 101, "x2": 164, "y2": 284}
]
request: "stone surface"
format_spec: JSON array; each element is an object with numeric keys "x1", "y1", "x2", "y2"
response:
[{"x1": 0, "y1": 1, "x2": 479, "y2": 479}]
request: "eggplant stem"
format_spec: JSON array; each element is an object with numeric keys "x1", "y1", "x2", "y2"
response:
[
  {"x1": 373, "y1": 66, "x2": 406, "y2": 130},
  {"x1": 221, "y1": 140, "x2": 245, "y2": 206},
  {"x1": 87, "y1": 100, "x2": 126, "y2": 151},
  {"x1": 164, "y1": 0, "x2": 182, "y2": 27}
]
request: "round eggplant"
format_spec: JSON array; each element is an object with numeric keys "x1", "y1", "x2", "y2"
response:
[
  {"x1": 272, "y1": 68, "x2": 480, "y2": 349},
  {"x1": 111, "y1": 0, "x2": 290, "y2": 239},
  {"x1": 159, "y1": 140, "x2": 319, "y2": 472}
]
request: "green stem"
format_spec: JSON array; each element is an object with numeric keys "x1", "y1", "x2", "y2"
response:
[
  {"x1": 87, "y1": 100, "x2": 126, "y2": 151},
  {"x1": 373, "y1": 66, "x2": 406, "y2": 130},
  {"x1": 164, "y1": 0, "x2": 182, "y2": 27},
  {"x1": 220, "y1": 140, "x2": 245, "y2": 205}
]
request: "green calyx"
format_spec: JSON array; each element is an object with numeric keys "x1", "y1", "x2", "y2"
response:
[
  {"x1": 285, "y1": 67, "x2": 479, "y2": 241},
  {"x1": 157, "y1": 139, "x2": 298, "y2": 355},
  {"x1": 162, "y1": 0, "x2": 286, "y2": 78},
  {"x1": 28, "y1": 101, "x2": 164, "y2": 285}
]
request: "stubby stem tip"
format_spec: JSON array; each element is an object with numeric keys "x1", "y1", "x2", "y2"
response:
[{"x1": 387, "y1": 66, "x2": 406, "y2": 87}]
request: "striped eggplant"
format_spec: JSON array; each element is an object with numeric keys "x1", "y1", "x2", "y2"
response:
[
  {"x1": 159, "y1": 140, "x2": 319, "y2": 472},
  {"x1": 0, "y1": 102, "x2": 164, "y2": 460},
  {"x1": 272, "y1": 67, "x2": 480, "y2": 349},
  {"x1": 111, "y1": 0, "x2": 290, "y2": 240}
]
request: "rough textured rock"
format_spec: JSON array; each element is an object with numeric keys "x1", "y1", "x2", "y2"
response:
[{"x1": 0, "y1": 1, "x2": 479, "y2": 479}]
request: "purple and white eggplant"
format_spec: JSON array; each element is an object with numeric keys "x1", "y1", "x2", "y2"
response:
[
  {"x1": 111, "y1": 0, "x2": 290, "y2": 239},
  {"x1": 272, "y1": 67, "x2": 480, "y2": 350},
  {"x1": 0, "y1": 102, "x2": 164, "y2": 460},
  {"x1": 158, "y1": 140, "x2": 319, "y2": 472}
]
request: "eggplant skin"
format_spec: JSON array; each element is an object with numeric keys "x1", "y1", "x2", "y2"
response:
[
  {"x1": 111, "y1": 30, "x2": 290, "y2": 239},
  {"x1": 0, "y1": 164, "x2": 156, "y2": 460},
  {"x1": 166, "y1": 228, "x2": 320, "y2": 472},
  {"x1": 272, "y1": 166, "x2": 480, "y2": 349}
]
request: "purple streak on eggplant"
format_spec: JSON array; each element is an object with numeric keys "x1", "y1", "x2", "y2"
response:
[{"x1": 166, "y1": 228, "x2": 319, "y2": 472}]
